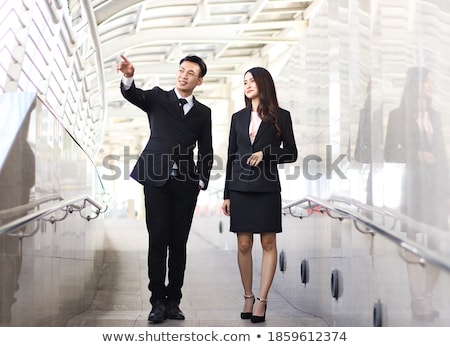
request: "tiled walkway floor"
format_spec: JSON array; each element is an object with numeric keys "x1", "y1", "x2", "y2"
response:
[{"x1": 67, "y1": 218, "x2": 327, "y2": 327}]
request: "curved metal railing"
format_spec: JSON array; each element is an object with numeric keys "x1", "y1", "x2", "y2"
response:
[
  {"x1": 0, "y1": 194, "x2": 62, "y2": 221},
  {"x1": 0, "y1": 195, "x2": 103, "y2": 238},
  {"x1": 283, "y1": 195, "x2": 450, "y2": 273}
]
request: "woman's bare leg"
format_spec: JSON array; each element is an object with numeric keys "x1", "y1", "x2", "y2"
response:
[
  {"x1": 237, "y1": 232, "x2": 254, "y2": 313},
  {"x1": 254, "y1": 232, "x2": 277, "y2": 316}
]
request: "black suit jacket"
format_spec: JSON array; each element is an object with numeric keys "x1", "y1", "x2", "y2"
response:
[
  {"x1": 121, "y1": 82, "x2": 213, "y2": 190},
  {"x1": 224, "y1": 107, "x2": 297, "y2": 199}
]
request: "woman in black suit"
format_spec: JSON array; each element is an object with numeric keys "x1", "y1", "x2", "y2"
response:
[{"x1": 222, "y1": 67, "x2": 297, "y2": 323}]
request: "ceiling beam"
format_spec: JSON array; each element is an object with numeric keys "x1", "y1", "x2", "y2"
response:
[{"x1": 101, "y1": 21, "x2": 307, "y2": 58}]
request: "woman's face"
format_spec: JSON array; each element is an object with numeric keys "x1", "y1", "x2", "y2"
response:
[{"x1": 243, "y1": 72, "x2": 259, "y2": 100}]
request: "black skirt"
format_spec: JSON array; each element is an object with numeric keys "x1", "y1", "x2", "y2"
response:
[{"x1": 229, "y1": 191, "x2": 282, "y2": 233}]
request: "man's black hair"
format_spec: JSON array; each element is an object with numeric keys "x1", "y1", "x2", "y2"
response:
[{"x1": 180, "y1": 55, "x2": 207, "y2": 77}]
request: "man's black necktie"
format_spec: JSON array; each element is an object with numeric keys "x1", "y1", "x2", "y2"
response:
[{"x1": 179, "y1": 98, "x2": 187, "y2": 116}]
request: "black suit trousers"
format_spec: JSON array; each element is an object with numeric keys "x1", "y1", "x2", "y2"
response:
[{"x1": 144, "y1": 179, "x2": 199, "y2": 305}]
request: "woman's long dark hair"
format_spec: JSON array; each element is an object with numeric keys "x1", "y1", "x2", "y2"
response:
[{"x1": 244, "y1": 67, "x2": 281, "y2": 137}]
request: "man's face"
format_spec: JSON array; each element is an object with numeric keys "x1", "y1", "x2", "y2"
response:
[{"x1": 175, "y1": 61, "x2": 203, "y2": 95}]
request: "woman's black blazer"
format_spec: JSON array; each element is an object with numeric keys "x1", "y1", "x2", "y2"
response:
[{"x1": 224, "y1": 106, "x2": 297, "y2": 199}]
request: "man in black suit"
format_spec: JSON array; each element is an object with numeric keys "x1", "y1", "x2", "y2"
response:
[{"x1": 117, "y1": 54, "x2": 213, "y2": 323}]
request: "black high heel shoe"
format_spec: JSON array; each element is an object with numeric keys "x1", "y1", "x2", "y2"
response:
[
  {"x1": 251, "y1": 297, "x2": 267, "y2": 323},
  {"x1": 241, "y1": 294, "x2": 255, "y2": 319}
]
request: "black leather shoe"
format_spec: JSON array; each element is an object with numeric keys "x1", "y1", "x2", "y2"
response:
[
  {"x1": 148, "y1": 301, "x2": 167, "y2": 323},
  {"x1": 166, "y1": 301, "x2": 185, "y2": 320},
  {"x1": 251, "y1": 297, "x2": 267, "y2": 323},
  {"x1": 241, "y1": 294, "x2": 255, "y2": 319}
]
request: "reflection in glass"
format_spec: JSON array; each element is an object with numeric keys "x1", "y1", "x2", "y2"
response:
[
  {"x1": 274, "y1": 0, "x2": 450, "y2": 326},
  {"x1": 354, "y1": 81, "x2": 384, "y2": 207},
  {"x1": 386, "y1": 66, "x2": 449, "y2": 320},
  {"x1": 0, "y1": 94, "x2": 36, "y2": 323}
]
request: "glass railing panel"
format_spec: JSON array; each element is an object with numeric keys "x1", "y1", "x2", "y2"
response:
[{"x1": 0, "y1": 93, "x2": 106, "y2": 325}]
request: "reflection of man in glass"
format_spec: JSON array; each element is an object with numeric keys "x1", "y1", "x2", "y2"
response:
[
  {"x1": 0, "y1": 109, "x2": 35, "y2": 323},
  {"x1": 394, "y1": 67, "x2": 449, "y2": 320},
  {"x1": 354, "y1": 81, "x2": 383, "y2": 207}
]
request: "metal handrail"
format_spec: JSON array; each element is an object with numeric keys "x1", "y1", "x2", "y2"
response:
[
  {"x1": 328, "y1": 195, "x2": 449, "y2": 239},
  {"x1": 0, "y1": 195, "x2": 102, "y2": 238},
  {"x1": 283, "y1": 195, "x2": 450, "y2": 273},
  {"x1": 0, "y1": 194, "x2": 62, "y2": 220}
]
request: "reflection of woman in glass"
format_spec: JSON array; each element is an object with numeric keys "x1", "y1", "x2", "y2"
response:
[{"x1": 396, "y1": 67, "x2": 449, "y2": 320}]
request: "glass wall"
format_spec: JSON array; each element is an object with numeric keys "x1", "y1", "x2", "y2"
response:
[
  {"x1": 268, "y1": 0, "x2": 450, "y2": 326},
  {"x1": 0, "y1": 94, "x2": 105, "y2": 325},
  {"x1": 277, "y1": 0, "x2": 450, "y2": 248},
  {"x1": 0, "y1": 0, "x2": 108, "y2": 325}
]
